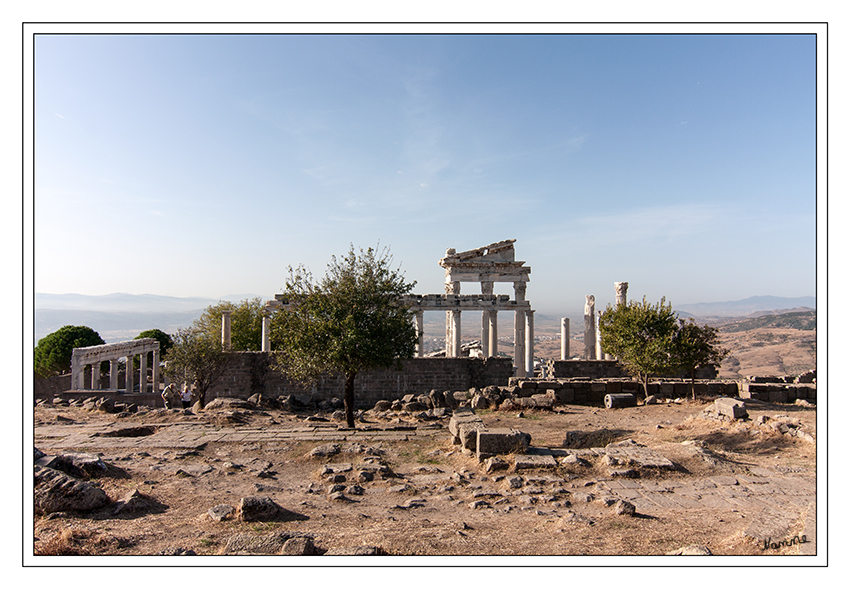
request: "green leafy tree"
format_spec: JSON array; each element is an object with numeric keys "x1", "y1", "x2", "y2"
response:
[
  {"x1": 194, "y1": 297, "x2": 265, "y2": 351},
  {"x1": 671, "y1": 318, "x2": 729, "y2": 399},
  {"x1": 162, "y1": 327, "x2": 230, "y2": 408},
  {"x1": 34, "y1": 325, "x2": 105, "y2": 378},
  {"x1": 134, "y1": 329, "x2": 174, "y2": 369},
  {"x1": 271, "y1": 246, "x2": 418, "y2": 427},
  {"x1": 599, "y1": 297, "x2": 678, "y2": 397}
]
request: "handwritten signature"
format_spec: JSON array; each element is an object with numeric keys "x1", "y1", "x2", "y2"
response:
[{"x1": 762, "y1": 535, "x2": 807, "y2": 550}]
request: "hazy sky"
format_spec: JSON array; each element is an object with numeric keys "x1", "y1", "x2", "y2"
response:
[{"x1": 33, "y1": 32, "x2": 818, "y2": 315}]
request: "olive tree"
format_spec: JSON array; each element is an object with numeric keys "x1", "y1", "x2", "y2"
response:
[
  {"x1": 193, "y1": 298, "x2": 265, "y2": 351},
  {"x1": 162, "y1": 327, "x2": 230, "y2": 408},
  {"x1": 271, "y1": 246, "x2": 418, "y2": 427},
  {"x1": 599, "y1": 297, "x2": 678, "y2": 397},
  {"x1": 671, "y1": 318, "x2": 729, "y2": 399}
]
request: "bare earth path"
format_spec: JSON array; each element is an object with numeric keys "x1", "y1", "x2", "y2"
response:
[{"x1": 32, "y1": 398, "x2": 817, "y2": 559}]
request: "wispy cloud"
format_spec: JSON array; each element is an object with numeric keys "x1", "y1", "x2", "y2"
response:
[{"x1": 54, "y1": 113, "x2": 64, "y2": 119}]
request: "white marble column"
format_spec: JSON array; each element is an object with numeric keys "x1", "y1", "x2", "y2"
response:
[
  {"x1": 489, "y1": 311, "x2": 498, "y2": 357},
  {"x1": 445, "y1": 281, "x2": 460, "y2": 357},
  {"x1": 152, "y1": 349, "x2": 160, "y2": 394},
  {"x1": 615, "y1": 281, "x2": 629, "y2": 307},
  {"x1": 452, "y1": 310, "x2": 462, "y2": 358},
  {"x1": 595, "y1": 310, "x2": 603, "y2": 361},
  {"x1": 584, "y1": 295, "x2": 596, "y2": 360},
  {"x1": 561, "y1": 317, "x2": 570, "y2": 360},
  {"x1": 71, "y1": 352, "x2": 82, "y2": 390},
  {"x1": 125, "y1": 355, "x2": 134, "y2": 392},
  {"x1": 90, "y1": 363, "x2": 99, "y2": 390},
  {"x1": 222, "y1": 310, "x2": 232, "y2": 351},
  {"x1": 109, "y1": 359, "x2": 119, "y2": 389},
  {"x1": 525, "y1": 310, "x2": 535, "y2": 376},
  {"x1": 481, "y1": 281, "x2": 493, "y2": 357},
  {"x1": 261, "y1": 313, "x2": 271, "y2": 352},
  {"x1": 415, "y1": 311, "x2": 424, "y2": 357},
  {"x1": 514, "y1": 311, "x2": 526, "y2": 377},
  {"x1": 140, "y1": 352, "x2": 148, "y2": 393}
]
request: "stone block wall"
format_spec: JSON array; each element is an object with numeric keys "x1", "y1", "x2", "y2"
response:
[
  {"x1": 740, "y1": 382, "x2": 817, "y2": 403},
  {"x1": 548, "y1": 360, "x2": 717, "y2": 380},
  {"x1": 209, "y1": 353, "x2": 515, "y2": 408}
]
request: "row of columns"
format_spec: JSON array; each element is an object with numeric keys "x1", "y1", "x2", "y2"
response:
[{"x1": 71, "y1": 349, "x2": 160, "y2": 393}]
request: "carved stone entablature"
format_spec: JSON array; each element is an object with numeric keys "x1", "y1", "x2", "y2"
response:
[
  {"x1": 440, "y1": 240, "x2": 531, "y2": 284},
  {"x1": 72, "y1": 338, "x2": 160, "y2": 364},
  {"x1": 401, "y1": 294, "x2": 529, "y2": 311}
]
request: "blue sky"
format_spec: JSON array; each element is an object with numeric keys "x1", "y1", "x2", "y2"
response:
[{"x1": 33, "y1": 32, "x2": 818, "y2": 316}]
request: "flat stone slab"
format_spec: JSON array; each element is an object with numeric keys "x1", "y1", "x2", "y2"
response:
[
  {"x1": 743, "y1": 506, "x2": 800, "y2": 542},
  {"x1": 514, "y1": 452, "x2": 557, "y2": 470}
]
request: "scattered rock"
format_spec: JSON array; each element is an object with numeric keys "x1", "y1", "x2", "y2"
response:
[
  {"x1": 613, "y1": 499, "x2": 636, "y2": 516},
  {"x1": 483, "y1": 456, "x2": 509, "y2": 473},
  {"x1": 157, "y1": 548, "x2": 197, "y2": 556},
  {"x1": 238, "y1": 496, "x2": 303, "y2": 522},
  {"x1": 112, "y1": 489, "x2": 163, "y2": 516},
  {"x1": 324, "y1": 546, "x2": 384, "y2": 556},
  {"x1": 34, "y1": 465, "x2": 111, "y2": 515},
  {"x1": 280, "y1": 536, "x2": 318, "y2": 555},
  {"x1": 308, "y1": 444, "x2": 341, "y2": 458},
  {"x1": 666, "y1": 545, "x2": 712, "y2": 556},
  {"x1": 208, "y1": 504, "x2": 235, "y2": 522},
  {"x1": 220, "y1": 531, "x2": 312, "y2": 555}
]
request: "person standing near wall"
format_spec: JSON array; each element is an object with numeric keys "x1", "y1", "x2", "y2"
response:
[
  {"x1": 161, "y1": 383, "x2": 177, "y2": 409},
  {"x1": 180, "y1": 383, "x2": 192, "y2": 409}
]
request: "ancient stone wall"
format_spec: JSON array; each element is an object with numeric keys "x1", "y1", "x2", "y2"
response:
[
  {"x1": 209, "y1": 353, "x2": 515, "y2": 408},
  {"x1": 548, "y1": 360, "x2": 717, "y2": 380}
]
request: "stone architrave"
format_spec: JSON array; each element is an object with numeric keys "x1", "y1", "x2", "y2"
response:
[
  {"x1": 615, "y1": 282, "x2": 629, "y2": 307},
  {"x1": 561, "y1": 317, "x2": 570, "y2": 360},
  {"x1": 584, "y1": 295, "x2": 596, "y2": 360}
]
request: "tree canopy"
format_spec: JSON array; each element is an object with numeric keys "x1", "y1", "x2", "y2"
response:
[
  {"x1": 600, "y1": 297, "x2": 729, "y2": 398},
  {"x1": 272, "y1": 246, "x2": 418, "y2": 427},
  {"x1": 193, "y1": 297, "x2": 265, "y2": 351},
  {"x1": 34, "y1": 325, "x2": 105, "y2": 378},
  {"x1": 599, "y1": 297, "x2": 678, "y2": 396},
  {"x1": 135, "y1": 329, "x2": 174, "y2": 355},
  {"x1": 162, "y1": 327, "x2": 230, "y2": 408},
  {"x1": 671, "y1": 318, "x2": 729, "y2": 399}
]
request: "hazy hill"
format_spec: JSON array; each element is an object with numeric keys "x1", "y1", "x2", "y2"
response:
[
  {"x1": 674, "y1": 295, "x2": 815, "y2": 318},
  {"x1": 34, "y1": 292, "x2": 265, "y2": 343},
  {"x1": 718, "y1": 310, "x2": 816, "y2": 333}
]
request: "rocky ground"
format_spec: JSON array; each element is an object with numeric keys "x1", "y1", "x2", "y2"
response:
[{"x1": 32, "y1": 395, "x2": 817, "y2": 560}]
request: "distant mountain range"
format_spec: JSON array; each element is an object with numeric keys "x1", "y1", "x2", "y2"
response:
[
  {"x1": 673, "y1": 296, "x2": 815, "y2": 318},
  {"x1": 33, "y1": 292, "x2": 816, "y2": 345},
  {"x1": 34, "y1": 293, "x2": 265, "y2": 344}
]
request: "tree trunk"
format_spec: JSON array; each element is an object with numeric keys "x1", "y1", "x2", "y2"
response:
[
  {"x1": 690, "y1": 368, "x2": 696, "y2": 400},
  {"x1": 344, "y1": 371, "x2": 357, "y2": 428}
]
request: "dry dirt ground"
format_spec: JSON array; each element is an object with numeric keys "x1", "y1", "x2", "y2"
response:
[{"x1": 31, "y1": 396, "x2": 818, "y2": 561}]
